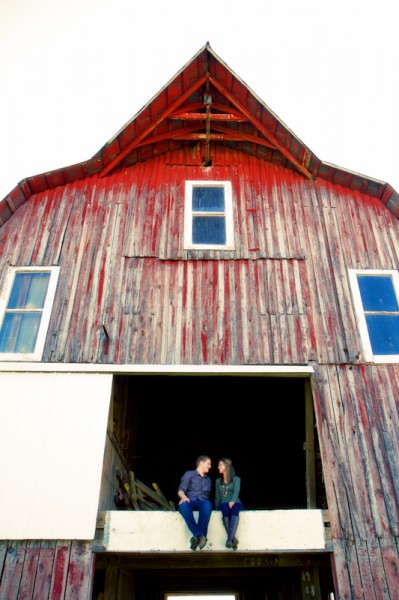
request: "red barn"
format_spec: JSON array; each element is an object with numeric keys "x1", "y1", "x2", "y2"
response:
[{"x1": 0, "y1": 43, "x2": 398, "y2": 599}]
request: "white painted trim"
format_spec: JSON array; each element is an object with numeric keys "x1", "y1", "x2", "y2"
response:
[
  {"x1": 0, "y1": 266, "x2": 60, "y2": 362},
  {"x1": 348, "y1": 268, "x2": 399, "y2": 363},
  {"x1": 184, "y1": 180, "x2": 234, "y2": 250},
  {"x1": 0, "y1": 362, "x2": 314, "y2": 375}
]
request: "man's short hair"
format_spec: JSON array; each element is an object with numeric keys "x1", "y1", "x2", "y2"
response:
[{"x1": 196, "y1": 454, "x2": 211, "y2": 466}]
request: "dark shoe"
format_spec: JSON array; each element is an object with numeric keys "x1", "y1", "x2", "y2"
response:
[
  {"x1": 190, "y1": 536, "x2": 199, "y2": 551},
  {"x1": 198, "y1": 535, "x2": 207, "y2": 549}
]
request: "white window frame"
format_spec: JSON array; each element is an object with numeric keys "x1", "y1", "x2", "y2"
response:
[
  {"x1": 184, "y1": 181, "x2": 234, "y2": 250},
  {"x1": 348, "y1": 268, "x2": 399, "y2": 363},
  {"x1": 0, "y1": 266, "x2": 60, "y2": 362}
]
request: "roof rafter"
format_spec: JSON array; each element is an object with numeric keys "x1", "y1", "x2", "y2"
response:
[
  {"x1": 99, "y1": 74, "x2": 208, "y2": 177},
  {"x1": 208, "y1": 74, "x2": 314, "y2": 180}
]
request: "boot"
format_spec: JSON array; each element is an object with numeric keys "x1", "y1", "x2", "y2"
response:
[{"x1": 226, "y1": 515, "x2": 239, "y2": 550}]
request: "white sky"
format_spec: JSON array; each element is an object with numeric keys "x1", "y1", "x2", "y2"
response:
[{"x1": 1, "y1": 0, "x2": 398, "y2": 202}]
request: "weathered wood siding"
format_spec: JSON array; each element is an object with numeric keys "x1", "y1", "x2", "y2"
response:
[
  {"x1": 1, "y1": 148, "x2": 398, "y2": 366},
  {"x1": 312, "y1": 363, "x2": 399, "y2": 599},
  {"x1": 0, "y1": 541, "x2": 93, "y2": 600}
]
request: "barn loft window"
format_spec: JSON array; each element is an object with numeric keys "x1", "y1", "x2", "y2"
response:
[
  {"x1": 184, "y1": 181, "x2": 234, "y2": 250},
  {"x1": 349, "y1": 269, "x2": 399, "y2": 362},
  {"x1": 0, "y1": 267, "x2": 60, "y2": 361}
]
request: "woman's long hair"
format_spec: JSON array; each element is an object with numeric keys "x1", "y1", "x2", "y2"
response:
[{"x1": 220, "y1": 457, "x2": 235, "y2": 483}]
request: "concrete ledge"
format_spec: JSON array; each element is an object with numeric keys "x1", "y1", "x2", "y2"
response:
[{"x1": 99, "y1": 509, "x2": 327, "y2": 552}]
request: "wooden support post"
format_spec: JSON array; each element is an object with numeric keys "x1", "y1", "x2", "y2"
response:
[{"x1": 305, "y1": 379, "x2": 317, "y2": 508}]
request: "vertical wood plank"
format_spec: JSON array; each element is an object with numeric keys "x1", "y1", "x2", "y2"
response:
[
  {"x1": 64, "y1": 541, "x2": 93, "y2": 600},
  {"x1": 18, "y1": 541, "x2": 40, "y2": 600},
  {"x1": 48, "y1": 542, "x2": 71, "y2": 600},
  {"x1": 0, "y1": 542, "x2": 25, "y2": 600},
  {"x1": 32, "y1": 542, "x2": 55, "y2": 600}
]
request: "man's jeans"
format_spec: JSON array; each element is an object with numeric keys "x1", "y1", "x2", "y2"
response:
[{"x1": 178, "y1": 498, "x2": 212, "y2": 537}]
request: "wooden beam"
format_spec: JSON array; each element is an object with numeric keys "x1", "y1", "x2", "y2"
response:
[
  {"x1": 134, "y1": 476, "x2": 173, "y2": 511},
  {"x1": 211, "y1": 123, "x2": 276, "y2": 149},
  {"x1": 171, "y1": 102, "x2": 245, "y2": 119},
  {"x1": 134, "y1": 123, "x2": 277, "y2": 151},
  {"x1": 135, "y1": 124, "x2": 201, "y2": 147},
  {"x1": 95, "y1": 552, "x2": 332, "y2": 569},
  {"x1": 99, "y1": 74, "x2": 208, "y2": 177},
  {"x1": 170, "y1": 112, "x2": 246, "y2": 122},
  {"x1": 305, "y1": 379, "x2": 317, "y2": 508},
  {"x1": 208, "y1": 74, "x2": 314, "y2": 180},
  {"x1": 171, "y1": 132, "x2": 276, "y2": 151}
]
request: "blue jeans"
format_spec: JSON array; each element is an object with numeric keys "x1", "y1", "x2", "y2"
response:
[
  {"x1": 219, "y1": 501, "x2": 244, "y2": 517},
  {"x1": 178, "y1": 498, "x2": 212, "y2": 537}
]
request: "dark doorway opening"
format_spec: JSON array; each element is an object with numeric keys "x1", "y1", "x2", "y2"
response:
[
  {"x1": 92, "y1": 559, "x2": 336, "y2": 600},
  {"x1": 110, "y1": 375, "x2": 325, "y2": 510}
]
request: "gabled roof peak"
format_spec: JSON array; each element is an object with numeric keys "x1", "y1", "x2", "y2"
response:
[{"x1": 1, "y1": 44, "x2": 399, "y2": 225}]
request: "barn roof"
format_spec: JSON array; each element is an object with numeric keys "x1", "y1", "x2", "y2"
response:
[{"x1": 1, "y1": 42, "x2": 398, "y2": 226}]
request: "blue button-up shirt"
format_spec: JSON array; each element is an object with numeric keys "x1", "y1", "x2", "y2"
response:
[{"x1": 178, "y1": 469, "x2": 212, "y2": 501}]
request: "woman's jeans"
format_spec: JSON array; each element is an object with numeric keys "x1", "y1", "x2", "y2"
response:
[{"x1": 219, "y1": 501, "x2": 244, "y2": 517}]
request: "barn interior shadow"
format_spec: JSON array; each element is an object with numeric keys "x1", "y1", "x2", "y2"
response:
[{"x1": 112, "y1": 375, "x2": 326, "y2": 510}]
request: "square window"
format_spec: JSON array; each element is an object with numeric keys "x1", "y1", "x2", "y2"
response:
[
  {"x1": 0, "y1": 267, "x2": 60, "y2": 361},
  {"x1": 184, "y1": 181, "x2": 234, "y2": 250},
  {"x1": 348, "y1": 269, "x2": 399, "y2": 362}
]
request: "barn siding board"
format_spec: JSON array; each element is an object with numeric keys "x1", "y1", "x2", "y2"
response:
[
  {"x1": 44, "y1": 184, "x2": 77, "y2": 265},
  {"x1": 340, "y1": 368, "x2": 381, "y2": 538},
  {"x1": 64, "y1": 541, "x2": 93, "y2": 600},
  {"x1": 313, "y1": 366, "x2": 366, "y2": 541},
  {"x1": 48, "y1": 543, "x2": 72, "y2": 600},
  {"x1": 32, "y1": 543, "x2": 56, "y2": 600},
  {"x1": 379, "y1": 536, "x2": 399, "y2": 596},
  {"x1": 0, "y1": 543, "x2": 6, "y2": 583},
  {"x1": 367, "y1": 538, "x2": 391, "y2": 600},
  {"x1": 1, "y1": 201, "x2": 29, "y2": 266},
  {"x1": 18, "y1": 541, "x2": 40, "y2": 600},
  {"x1": 355, "y1": 367, "x2": 397, "y2": 536},
  {"x1": 375, "y1": 201, "x2": 397, "y2": 269},
  {"x1": 332, "y1": 535, "x2": 367, "y2": 599},
  {"x1": 0, "y1": 542, "x2": 25, "y2": 600},
  {"x1": 372, "y1": 369, "x2": 399, "y2": 529}
]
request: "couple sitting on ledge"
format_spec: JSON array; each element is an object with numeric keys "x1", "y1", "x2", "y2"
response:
[{"x1": 177, "y1": 454, "x2": 244, "y2": 551}]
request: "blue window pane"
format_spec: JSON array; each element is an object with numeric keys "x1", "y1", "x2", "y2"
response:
[
  {"x1": 357, "y1": 275, "x2": 399, "y2": 311},
  {"x1": 365, "y1": 315, "x2": 399, "y2": 354},
  {"x1": 192, "y1": 187, "x2": 225, "y2": 212},
  {"x1": 193, "y1": 216, "x2": 226, "y2": 244},
  {"x1": 0, "y1": 313, "x2": 41, "y2": 353},
  {"x1": 7, "y1": 273, "x2": 50, "y2": 310}
]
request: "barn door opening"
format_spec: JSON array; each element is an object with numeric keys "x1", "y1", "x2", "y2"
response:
[
  {"x1": 91, "y1": 562, "x2": 335, "y2": 600},
  {"x1": 105, "y1": 374, "x2": 326, "y2": 511}
]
